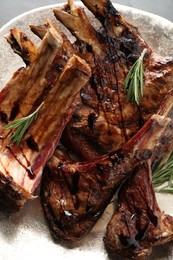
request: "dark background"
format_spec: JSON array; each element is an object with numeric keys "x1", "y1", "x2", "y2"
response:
[{"x1": 0, "y1": 0, "x2": 172, "y2": 28}]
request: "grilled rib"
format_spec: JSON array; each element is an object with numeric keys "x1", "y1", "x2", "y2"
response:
[
  {"x1": 1, "y1": 24, "x2": 64, "y2": 121},
  {"x1": 53, "y1": 1, "x2": 129, "y2": 154},
  {"x1": 104, "y1": 162, "x2": 173, "y2": 259},
  {"x1": 38, "y1": 1, "x2": 173, "y2": 254},
  {"x1": 40, "y1": 89, "x2": 173, "y2": 242},
  {"x1": 0, "y1": 24, "x2": 91, "y2": 209},
  {"x1": 75, "y1": 1, "x2": 173, "y2": 257},
  {"x1": 81, "y1": 0, "x2": 173, "y2": 121},
  {"x1": 53, "y1": 0, "x2": 173, "y2": 159}
]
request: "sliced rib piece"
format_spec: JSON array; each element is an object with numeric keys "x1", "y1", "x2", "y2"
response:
[
  {"x1": 40, "y1": 90, "x2": 173, "y2": 242},
  {"x1": 5, "y1": 28, "x2": 38, "y2": 66},
  {"x1": 0, "y1": 29, "x2": 91, "y2": 210},
  {"x1": 104, "y1": 162, "x2": 173, "y2": 259}
]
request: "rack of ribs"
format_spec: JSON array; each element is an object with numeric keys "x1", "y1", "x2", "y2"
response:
[{"x1": 0, "y1": 22, "x2": 91, "y2": 210}]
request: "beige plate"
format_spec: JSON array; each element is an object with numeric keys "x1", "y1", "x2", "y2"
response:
[{"x1": 0, "y1": 2, "x2": 173, "y2": 260}]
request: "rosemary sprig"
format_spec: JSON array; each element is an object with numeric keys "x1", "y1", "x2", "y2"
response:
[
  {"x1": 3, "y1": 102, "x2": 44, "y2": 145},
  {"x1": 152, "y1": 151, "x2": 173, "y2": 194},
  {"x1": 124, "y1": 48, "x2": 147, "y2": 105}
]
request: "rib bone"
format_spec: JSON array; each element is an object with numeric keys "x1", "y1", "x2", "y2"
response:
[
  {"x1": 0, "y1": 26, "x2": 91, "y2": 209},
  {"x1": 40, "y1": 90, "x2": 173, "y2": 241}
]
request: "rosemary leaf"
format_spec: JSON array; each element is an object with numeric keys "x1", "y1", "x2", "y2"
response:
[
  {"x1": 140, "y1": 62, "x2": 144, "y2": 97},
  {"x1": 152, "y1": 151, "x2": 173, "y2": 194},
  {"x1": 124, "y1": 48, "x2": 147, "y2": 105},
  {"x1": 3, "y1": 102, "x2": 44, "y2": 145}
]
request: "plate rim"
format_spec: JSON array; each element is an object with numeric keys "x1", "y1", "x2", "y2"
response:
[
  {"x1": 0, "y1": 1, "x2": 173, "y2": 34},
  {"x1": 0, "y1": 1, "x2": 173, "y2": 260}
]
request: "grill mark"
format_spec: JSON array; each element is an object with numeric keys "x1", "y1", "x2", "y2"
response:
[
  {"x1": 30, "y1": 53, "x2": 68, "y2": 110},
  {"x1": 88, "y1": 112, "x2": 98, "y2": 130},
  {"x1": 101, "y1": 8, "x2": 152, "y2": 140},
  {"x1": 93, "y1": 55, "x2": 122, "y2": 137},
  {"x1": 63, "y1": 172, "x2": 80, "y2": 209},
  {"x1": 29, "y1": 93, "x2": 72, "y2": 147},
  {"x1": 26, "y1": 136, "x2": 39, "y2": 152},
  {"x1": 17, "y1": 46, "x2": 51, "y2": 101},
  {"x1": 96, "y1": 26, "x2": 128, "y2": 142},
  {"x1": 10, "y1": 45, "x2": 54, "y2": 120},
  {"x1": 89, "y1": 74, "x2": 101, "y2": 116},
  {"x1": 106, "y1": 35, "x2": 128, "y2": 142},
  {"x1": 59, "y1": 172, "x2": 68, "y2": 220},
  {"x1": 1, "y1": 51, "x2": 59, "y2": 148},
  {"x1": 70, "y1": 128, "x2": 107, "y2": 156},
  {"x1": 0, "y1": 111, "x2": 8, "y2": 123},
  {"x1": 56, "y1": 170, "x2": 80, "y2": 216},
  {"x1": 93, "y1": 56, "x2": 111, "y2": 132},
  {"x1": 9, "y1": 102, "x2": 20, "y2": 120}
]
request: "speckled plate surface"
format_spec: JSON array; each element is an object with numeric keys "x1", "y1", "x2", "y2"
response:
[{"x1": 0, "y1": 2, "x2": 173, "y2": 260}]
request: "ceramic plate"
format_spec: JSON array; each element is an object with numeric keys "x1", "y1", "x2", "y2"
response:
[{"x1": 0, "y1": 2, "x2": 173, "y2": 260}]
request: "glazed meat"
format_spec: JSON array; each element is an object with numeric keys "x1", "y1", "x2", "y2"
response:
[
  {"x1": 0, "y1": 23, "x2": 91, "y2": 210},
  {"x1": 104, "y1": 162, "x2": 173, "y2": 259},
  {"x1": 40, "y1": 90, "x2": 173, "y2": 241},
  {"x1": 53, "y1": 0, "x2": 173, "y2": 159},
  {"x1": 29, "y1": 1, "x2": 173, "y2": 250},
  {"x1": 30, "y1": 0, "x2": 173, "y2": 159},
  {"x1": 39, "y1": 0, "x2": 173, "y2": 257}
]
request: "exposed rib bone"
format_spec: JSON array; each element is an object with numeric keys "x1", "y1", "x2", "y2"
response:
[
  {"x1": 0, "y1": 25, "x2": 63, "y2": 122},
  {"x1": 53, "y1": 5, "x2": 102, "y2": 55},
  {"x1": 40, "y1": 90, "x2": 173, "y2": 241},
  {"x1": 30, "y1": 23, "x2": 48, "y2": 40},
  {"x1": 104, "y1": 162, "x2": 173, "y2": 259},
  {"x1": 0, "y1": 37, "x2": 91, "y2": 209},
  {"x1": 5, "y1": 28, "x2": 38, "y2": 65}
]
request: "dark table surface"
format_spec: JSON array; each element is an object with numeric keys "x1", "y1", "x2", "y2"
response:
[{"x1": 0, "y1": 0, "x2": 172, "y2": 28}]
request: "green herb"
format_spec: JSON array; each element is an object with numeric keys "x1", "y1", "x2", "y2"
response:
[
  {"x1": 124, "y1": 48, "x2": 147, "y2": 105},
  {"x1": 3, "y1": 102, "x2": 44, "y2": 145},
  {"x1": 152, "y1": 151, "x2": 173, "y2": 194}
]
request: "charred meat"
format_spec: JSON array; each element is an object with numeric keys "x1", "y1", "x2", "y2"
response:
[
  {"x1": 39, "y1": 0, "x2": 173, "y2": 257},
  {"x1": 40, "y1": 90, "x2": 173, "y2": 242},
  {"x1": 54, "y1": 0, "x2": 173, "y2": 159},
  {"x1": 0, "y1": 23, "x2": 91, "y2": 209},
  {"x1": 104, "y1": 162, "x2": 173, "y2": 259}
]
